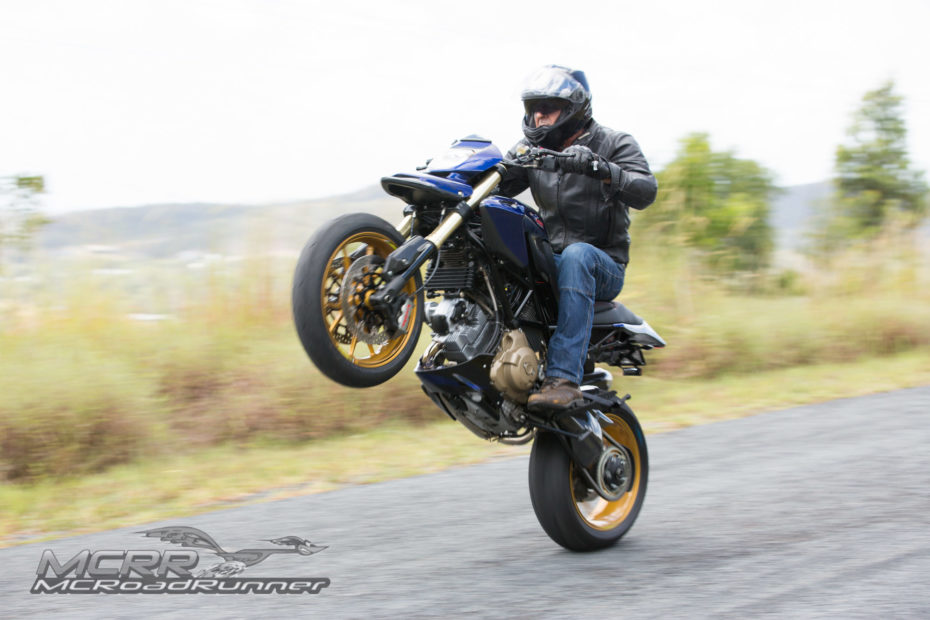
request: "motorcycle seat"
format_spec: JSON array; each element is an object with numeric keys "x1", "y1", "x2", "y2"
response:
[
  {"x1": 592, "y1": 301, "x2": 666, "y2": 347},
  {"x1": 593, "y1": 301, "x2": 643, "y2": 326}
]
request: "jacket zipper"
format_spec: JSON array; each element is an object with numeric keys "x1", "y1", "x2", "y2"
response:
[{"x1": 556, "y1": 169, "x2": 567, "y2": 249}]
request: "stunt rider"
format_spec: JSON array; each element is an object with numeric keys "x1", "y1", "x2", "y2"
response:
[{"x1": 499, "y1": 65, "x2": 657, "y2": 411}]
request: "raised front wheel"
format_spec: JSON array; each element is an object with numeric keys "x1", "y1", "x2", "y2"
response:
[{"x1": 292, "y1": 213, "x2": 423, "y2": 387}]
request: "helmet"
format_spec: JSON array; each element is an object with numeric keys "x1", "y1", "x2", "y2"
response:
[{"x1": 521, "y1": 65, "x2": 592, "y2": 149}]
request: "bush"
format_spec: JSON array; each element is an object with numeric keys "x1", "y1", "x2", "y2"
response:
[
  {"x1": 1, "y1": 246, "x2": 928, "y2": 483},
  {"x1": 0, "y1": 341, "x2": 162, "y2": 481}
]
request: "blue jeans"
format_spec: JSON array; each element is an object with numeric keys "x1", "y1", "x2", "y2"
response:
[{"x1": 548, "y1": 243, "x2": 626, "y2": 384}]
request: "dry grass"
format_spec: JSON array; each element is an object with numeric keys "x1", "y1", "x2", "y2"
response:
[
  {"x1": 3, "y1": 348, "x2": 929, "y2": 546},
  {"x1": 0, "y1": 238, "x2": 928, "y2": 542},
  {"x1": 2, "y1": 243, "x2": 929, "y2": 483}
]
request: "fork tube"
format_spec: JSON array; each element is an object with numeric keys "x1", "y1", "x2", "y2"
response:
[
  {"x1": 424, "y1": 169, "x2": 502, "y2": 248},
  {"x1": 464, "y1": 169, "x2": 504, "y2": 209},
  {"x1": 395, "y1": 214, "x2": 414, "y2": 237}
]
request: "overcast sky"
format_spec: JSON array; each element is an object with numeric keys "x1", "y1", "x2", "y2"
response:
[{"x1": 2, "y1": 0, "x2": 928, "y2": 214}]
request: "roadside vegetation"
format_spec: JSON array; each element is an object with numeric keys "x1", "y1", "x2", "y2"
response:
[
  {"x1": 1, "y1": 80, "x2": 927, "y2": 544},
  {"x1": 1, "y1": 235, "x2": 926, "y2": 545}
]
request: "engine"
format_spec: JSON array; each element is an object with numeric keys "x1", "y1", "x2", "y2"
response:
[
  {"x1": 421, "y1": 234, "x2": 501, "y2": 363},
  {"x1": 418, "y1": 235, "x2": 541, "y2": 440},
  {"x1": 424, "y1": 296, "x2": 498, "y2": 363},
  {"x1": 489, "y1": 329, "x2": 540, "y2": 403}
]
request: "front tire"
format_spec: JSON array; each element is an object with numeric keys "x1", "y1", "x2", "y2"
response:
[
  {"x1": 292, "y1": 213, "x2": 423, "y2": 387},
  {"x1": 528, "y1": 402, "x2": 648, "y2": 551}
]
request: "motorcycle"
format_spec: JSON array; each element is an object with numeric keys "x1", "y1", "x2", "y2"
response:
[{"x1": 292, "y1": 136, "x2": 665, "y2": 551}]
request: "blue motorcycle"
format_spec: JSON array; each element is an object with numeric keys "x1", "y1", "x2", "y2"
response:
[{"x1": 292, "y1": 136, "x2": 665, "y2": 551}]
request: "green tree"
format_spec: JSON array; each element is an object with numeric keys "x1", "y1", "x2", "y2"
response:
[
  {"x1": 825, "y1": 81, "x2": 928, "y2": 243},
  {"x1": 0, "y1": 174, "x2": 48, "y2": 269},
  {"x1": 641, "y1": 133, "x2": 777, "y2": 273}
]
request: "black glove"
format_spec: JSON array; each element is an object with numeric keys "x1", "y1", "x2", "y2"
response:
[{"x1": 560, "y1": 145, "x2": 611, "y2": 180}]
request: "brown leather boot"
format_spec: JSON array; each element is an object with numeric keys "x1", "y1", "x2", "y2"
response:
[{"x1": 527, "y1": 377, "x2": 584, "y2": 412}]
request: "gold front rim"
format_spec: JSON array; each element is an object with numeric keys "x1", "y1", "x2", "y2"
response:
[
  {"x1": 320, "y1": 232, "x2": 418, "y2": 367},
  {"x1": 570, "y1": 413, "x2": 642, "y2": 531}
]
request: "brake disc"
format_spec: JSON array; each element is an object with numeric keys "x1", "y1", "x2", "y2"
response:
[
  {"x1": 596, "y1": 444, "x2": 633, "y2": 501},
  {"x1": 340, "y1": 255, "x2": 389, "y2": 346}
]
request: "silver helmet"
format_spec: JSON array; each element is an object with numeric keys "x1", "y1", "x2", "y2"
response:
[{"x1": 521, "y1": 65, "x2": 592, "y2": 150}]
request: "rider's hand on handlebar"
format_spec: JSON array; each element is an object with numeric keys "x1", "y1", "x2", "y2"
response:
[
  {"x1": 560, "y1": 145, "x2": 611, "y2": 180},
  {"x1": 510, "y1": 145, "x2": 583, "y2": 173}
]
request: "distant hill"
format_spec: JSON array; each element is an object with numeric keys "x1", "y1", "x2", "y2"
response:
[
  {"x1": 38, "y1": 189, "x2": 401, "y2": 259},
  {"x1": 36, "y1": 182, "x2": 833, "y2": 260}
]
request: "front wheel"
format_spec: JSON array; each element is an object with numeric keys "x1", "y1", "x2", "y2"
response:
[
  {"x1": 528, "y1": 402, "x2": 648, "y2": 551},
  {"x1": 292, "y1": 213, "x2": 423, "y2": 387}
]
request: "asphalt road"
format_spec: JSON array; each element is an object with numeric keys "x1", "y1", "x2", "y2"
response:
[{"x1": 2, "y1": 386, "x2": 929, "y2": 619}]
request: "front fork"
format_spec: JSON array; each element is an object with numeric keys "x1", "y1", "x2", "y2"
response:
[
  {"x1": 370, "y1": 168, "x2": 504, "y2": 330},
  {"x1": 395, "y1": 213, "x2": 414, "y2": 238}
]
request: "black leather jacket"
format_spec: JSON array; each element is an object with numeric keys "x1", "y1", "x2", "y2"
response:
[{"x1": 498, "y1": 120, "x2": 657, "y2": 265}]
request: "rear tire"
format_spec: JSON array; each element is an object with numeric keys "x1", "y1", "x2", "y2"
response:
[
  {"x1": 292, "y1": 213, "x2": 423, "y2": 387},
  {"x1": 528, "y1": 402, "x2": 648, "y2": 551}
]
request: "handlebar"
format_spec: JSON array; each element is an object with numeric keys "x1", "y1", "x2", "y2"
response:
[{"x1": 502, "y1": 146, "x2": 573, "y2": 171}]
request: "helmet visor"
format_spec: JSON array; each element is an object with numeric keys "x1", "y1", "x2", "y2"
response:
[
  {"x1": 520, "y1": 65, "x2": 589, "y2": 106},
  {"x1": 523, "y1": 98, "x2": 570, "y2": 117}
]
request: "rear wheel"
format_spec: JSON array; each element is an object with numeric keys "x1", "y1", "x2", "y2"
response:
[
  {"x1": 292, "y1": 213, "x2": 423, "y2": 387},
  {"x1": 528, "y1": 402, "x2": 648, "y2": 551}
]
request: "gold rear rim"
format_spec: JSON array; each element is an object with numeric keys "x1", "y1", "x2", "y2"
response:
[
  {"x1": 570, "y1": 412, "x2": 642, "y2": 531},
  {"x1": 320, "y1": 232, "x2": 418, "y2": 367}
]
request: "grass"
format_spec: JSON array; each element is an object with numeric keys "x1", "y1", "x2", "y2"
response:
[
  {"x1": 1, "y1": 239, "x2": 928, "y2": 546},
  {"x1": 2, "y1": 348, "x2": 929, "y2": 547},
  {"x1": 4, "y1": 270, "x2": 929, "y2": 485}
]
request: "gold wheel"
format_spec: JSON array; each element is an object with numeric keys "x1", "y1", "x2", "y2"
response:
[
  {"x1": 570, "y1": 412, "x2": 643, "y2": 531},
  {"x1": 320, "y1": 232, "x2": 419, "y2": 368},
  {"x1": 529, "y1": 402, "x2": 647, "y2": 550}
]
